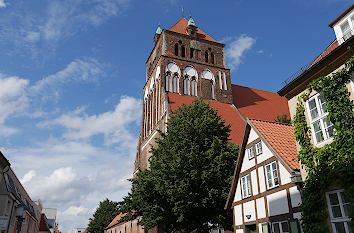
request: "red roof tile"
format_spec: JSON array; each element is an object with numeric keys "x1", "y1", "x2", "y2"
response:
[
  {"x1": 167, "y1": 93, "x2": 245, "y2": 144},
  {"x1": 105, "y1": 213, "x2": 126, "y2": 229},
  {"x1": 311, "y1": 39, "x2": 339, "y2": 66},
  {"x1": 168, "y1": 18, "x2": 218, "y2": 43},
  {"x1": 232, "y1": 84, "x2": 290, "y2": 122},
  {"x1": 250, "y1": 119, "x2": 299, "y2": 170}
]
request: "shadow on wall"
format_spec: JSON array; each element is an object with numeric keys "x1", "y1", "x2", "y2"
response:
[{"x1": 232, "y1": 85, "x2": 267, "y2": 109}]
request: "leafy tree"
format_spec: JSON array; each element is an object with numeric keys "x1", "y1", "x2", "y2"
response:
[
  {"x1": 121, "y1": 98, "x2": 238, "y2": 233},
  {"x1": 274, "y1": 114, "x2": 291, "y2": 124},
  {"x1": 88, "y1": 199, "x2": 120, "y2": 233}
]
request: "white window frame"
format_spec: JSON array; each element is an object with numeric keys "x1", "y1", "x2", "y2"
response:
[
  {"x1": 211, "y1": 81, "x2": 215, "y2": 99},
  {"x1": 241, "y1": 173, "x2": 252, "y2": 199},
  {"x1": 326, "y1": 189, "x2": 352, "y2": 233},
  {"x1": 306, "y1": 93, "x2": 333, "y2": 145},
  {"x1": 255, "y1": 141, "x2": 262, "y2": 156},
  {"x1": 264, "y1": 160, "x2": 279, "y2": 189},
  {"x1": 247, "y1": 146, "x2": 254, "y2": 160},
  {"x1": 271, "y1": 221, "x2": 289, "y2": 233},
  {"x1": 223, "y1": 72, "x2": 227, "y2": 90}
]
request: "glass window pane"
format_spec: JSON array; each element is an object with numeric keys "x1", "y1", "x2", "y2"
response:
[
  {"x1": 313, "y1": 121, "x2": 324, "y2": 143},
  {"x1": 334, "y1": 222, "x2": 346, "y2": 233},
  {"x1": 332, "y1": 205, "x2": 343, "y2": 218},
  {"x1": 340, "y1": 191, "x2": 349, "y2": 204},
  {"x1": 341, "y1": 21, "x2": 350, "y2": 34},
  {"x1": 323, "y1": 118, "x2": 334, "y2": 138},
  {"x1": 329, "y1": 193, "x2": 339, "y2": 205},
  {"x1": 318, "y1": 95, "x2": 327, "y2": 114},
  {"x1": 309, "y1": 99, "x2": 318, "y2": 119},
  {"x1": 281, "y1": 222, "x2": 289, "y2": 232},
  {"x1": 273, "y1": 223, "x2": 280, "y2": 233},
  {"x1": 347, "y1": 222, "x2": 352, "y2": 233}
]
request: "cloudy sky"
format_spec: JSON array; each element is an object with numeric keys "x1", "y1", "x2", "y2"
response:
[{"x1": 0, "y1": 0, "x2": 351, "y2": 232}]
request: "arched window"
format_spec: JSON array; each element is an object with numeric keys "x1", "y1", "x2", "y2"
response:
[
  {"x1": 218, "y1": 71, "x2": 222, "y2": 89},
  {"x1": 210, "y1": 81, "x2": 215, "y2": 99},
  {"x1": 165, "y1": 73, "x2": 172, "y2": 92},
  {"x1": 181, "y1": 46, "x2": 185, "y2": 57},
  {"x1": 183, "y1": 77, "x2": 190, "y2": 95},
  {"x1": 211, "y1": 53, "x2": 215, "y2": 64},
  {"x1": 223, "y1": 72, "x2": 227, "y2": 90},
  {"x1": 191, "y1": 78, "x2": 197, "y2": 96},
  {"x1": 174, "y1": 44, "x2": 179, "y2": 56},
  {"x1": 205, "y1": 51, "x2": 208, "y2": 62},
  {"x1": 190, "y1": 48, "x2": 194, "y2": 59},
  {"x1": 172, "y1": 75, "x2": 179, "y2": 93}
]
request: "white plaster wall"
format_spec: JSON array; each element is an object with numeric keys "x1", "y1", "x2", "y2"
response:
[
  {"x1": 289, "y1": 186, "x2": 302, "y2": 208},
  {"x1": 243, "y1": 200, "x2": 256, "y2": 222},
  {"x1": 247, "y1": 128, "x2": 259, "y2": 144},
  {"x1": 258, "y1": 166, "x2": 266, "y2": 193},
  {"x1": 234, "y1": 180, "x2": 242, "y2": 202},
  {"x1": 234, "y1": 204, "x2": 243, "y2": 226},
  {"x1": 240, "y1": 155, "x2": 255, "y2": 173},
  {"x1": 256, "y1": 141, "x2": 273, "y2": 164},
  {"x1": 251, "y1": 170, "x2": 258, "y2": 195},
  {"x1": 236, "y1": 230, "x2": 244, "y2": 233},
  {"x1": 279, "y1": 162, "x2": 291, "y2": 185},
  {"x1": 256, "y1": 197, "x2": 266, "y2": 219},
  {"x1": 267, "y1": 190, "x2": 289, "y2": 216}
]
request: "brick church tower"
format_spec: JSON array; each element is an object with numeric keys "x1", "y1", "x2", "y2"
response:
[{"x1": 134, "y1": 17, "x2": 234, "y2": 173}]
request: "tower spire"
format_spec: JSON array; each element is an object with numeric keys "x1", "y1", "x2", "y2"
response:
[{"x1": 182, "y1": 7, "x2": 184, "y2": 18}]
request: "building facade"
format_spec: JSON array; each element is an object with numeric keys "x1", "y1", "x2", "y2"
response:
[
  {"x1": 278, "y1": 4, "x2": 354, "y2": 233},
  {"x1": 226, "y1": 119, "x2": 302, "y2": 233}
]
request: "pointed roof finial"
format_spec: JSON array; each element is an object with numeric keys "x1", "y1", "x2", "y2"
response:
[
  {"x1": 155, "y1": 23, "x2": 162, "y2": 35},
  {"x1": 182, "y1": 7, "x2": 184, "y2": 18},
  {"x1": 188, "y1": 16, "x2": 195, "y2": 27}
]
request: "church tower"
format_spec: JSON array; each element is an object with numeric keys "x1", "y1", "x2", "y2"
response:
[{"x1": 134, "y1": 17, "x2": 233, "y2": 173}]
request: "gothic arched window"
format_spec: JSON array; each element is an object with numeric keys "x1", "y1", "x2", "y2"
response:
[
  {"x1": 165, "y1": 73, "x2": 172, "y2": 92},
  {"x1": 172, "y1": 75, "x2": 179, "y2": 93},
  {"x1": 211, "y1": 52, "x2": 215, "y2": 64},
  {"x1": 181, "y1": 46, "x2": 185, "y2": 57},
  {"x1": 190, "y1": 48, "x2": 194, "y2": 59},
  {"x1": 205, "y1": 51, "x2": 208, "y2": 63},
  {"x1": 210, "y1": 81, "x2": 215, "y2": 100},
  {"x1": 183, "y1": 77, "x2": 190, "y2": 95},
  {"x1": 174, "y1": 44, "x2": 179, "y2": 56},
  {"x1": 191, "y1": 78, "x2": 197, "y2": 96}
]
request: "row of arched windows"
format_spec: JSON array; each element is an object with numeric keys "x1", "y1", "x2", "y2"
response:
[
  {"x1": 205, "y1": 51, "x2": 215, "y2": 64},
  {"x1": 174, "y1": 42, "x2": 216, "y2": 64}
]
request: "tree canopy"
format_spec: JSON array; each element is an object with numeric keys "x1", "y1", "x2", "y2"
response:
[
  {"x1": 121, "y1": 98, "x2": 239, "y2": 233},
  {"x1": 88, "y1": 199, "x2": 120, "y2": 233}
]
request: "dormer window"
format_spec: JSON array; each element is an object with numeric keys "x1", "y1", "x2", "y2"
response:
[{"x1": 341, "y1": 21, "x2": 351, "y2": 39}]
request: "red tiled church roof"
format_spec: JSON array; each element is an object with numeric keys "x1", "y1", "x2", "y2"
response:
[
  {"x1": 232, "y1": 84, "x2": 290, "y2": 122},
  {"x1": 167, "y1": 85, "x2": 290, "y2": 145},
  {"x1": 167, "y1": 93, "x2": 245, "y2": 144},
  {"x1": 250, "y1": 119, "x2": 299, "y2": 170},
  {"x1": 168, "y1": 18, "x2": 218, "y2": 43}
]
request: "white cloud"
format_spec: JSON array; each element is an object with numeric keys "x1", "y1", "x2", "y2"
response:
[
  {"x1": 40, "y1": 96, "x2": 142, "y2": 145},
  {"x1": 63, "y1": 206, "x2": 90, "y2": 216},
  {"x1": 0, "y1": 74, "x2": 29, "y2": 124},
  {"x1": 0, "y1": 0, "x2": 6, "y2": 8},
  {"x1": 32, "y1": 58, "x2": 105, "y2": 101},
  {"x1": 224, "y1": 35, "x2": 256, "y2": 71},
  {"x1": 20, "y1": 170, "x2": 36, "y2": 184}
]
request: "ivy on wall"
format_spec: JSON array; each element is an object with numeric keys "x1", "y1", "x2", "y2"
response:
[{"x1": 293, "y1": 56, "x2": 354, "y2": 232}]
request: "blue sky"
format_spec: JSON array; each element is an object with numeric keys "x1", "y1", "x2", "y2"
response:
[{"x1": 0, "y1": 0, "x2": 351, "y2": 232}]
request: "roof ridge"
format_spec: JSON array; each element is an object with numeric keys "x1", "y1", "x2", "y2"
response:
[
  {"x1": 249, "y1": 118, "x2": 292, "y2": 126},
  {"x1": 231, "y1": 84, "x2": 279, "y2": 95}
]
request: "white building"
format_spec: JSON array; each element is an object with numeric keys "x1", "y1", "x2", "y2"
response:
[{"x1": 225, "y1": 119, "x2": 302, "y2": 233}]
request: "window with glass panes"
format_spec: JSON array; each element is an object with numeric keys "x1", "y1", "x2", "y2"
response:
[
  {"x1": 255, "y1": 141, "x2": 262, "y2": 155},
  {"x1": 265, "y1": 161, "x2": 279, "y2": 189},
  {"x1": 272, "y1": 221, "x2": 289, "y2": 233},
  {"x1": 247, "y1": 146, "x2": 254, "y2": 160},
  {"x1": 306, "y1": 93, "x2": 333, "y2": 144},
  {"x1": 241, "y1": 173, "x2": 252, "y2": 198},
  {"x1": 326, "y1": 190, "x2": 352, "y2": 233}
]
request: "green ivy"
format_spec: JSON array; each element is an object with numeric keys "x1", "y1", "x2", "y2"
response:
[{"x1": 293, "y1": 56, "x2": 354, "y2": 232}]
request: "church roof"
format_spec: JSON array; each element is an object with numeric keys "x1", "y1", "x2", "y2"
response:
[
  {"x1": 168, "y1": 18, "x2": 218, "y2": 43},
  {"x1": 167, "y1": 84, "x2": 290, "y2": 145},
  {"x1": 105, "y1": 213, "x2": 126, "y2": 229}
]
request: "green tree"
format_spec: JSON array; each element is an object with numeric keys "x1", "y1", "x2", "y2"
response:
[
  {"x1": 122, "y1": 98, "x2": 238, "y2": 233},
  {"x1": 88, "y1": 199, "x2": 120, "y2": 233},
  {"x1": 274, "y1": 114, "x2": 291, "y2": 124}
]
